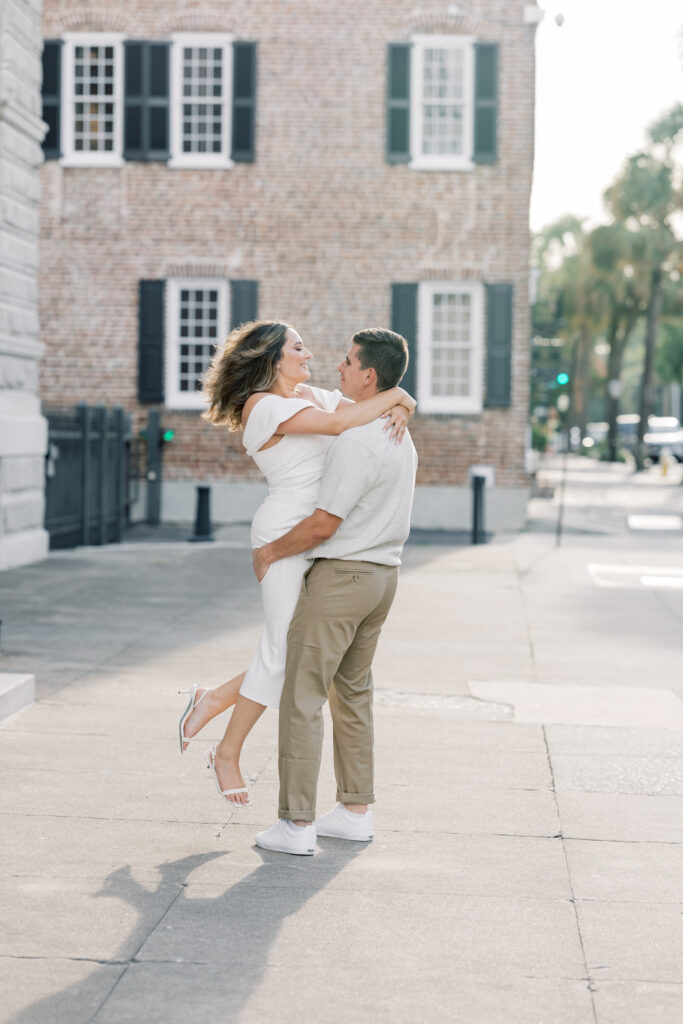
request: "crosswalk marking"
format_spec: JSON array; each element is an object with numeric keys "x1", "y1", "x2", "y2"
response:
[
  {"x1": 588, "y1": 564, "x2": 683, "y2": 590},
  {"x1": 627, "y1": 514, "x2": 682, "y2": 531},
  {"x1": 640, "y1": 576, "x2": 683, "y2": 590}
]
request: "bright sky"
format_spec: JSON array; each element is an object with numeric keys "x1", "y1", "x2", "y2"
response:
[{"x1": 530, "y1": 0, "x2": 683, "y2": 232}]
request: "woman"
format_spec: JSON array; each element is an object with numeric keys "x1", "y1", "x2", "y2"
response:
[{"x1": 178, "y1": 320, "x2": 415, "y2": 806}]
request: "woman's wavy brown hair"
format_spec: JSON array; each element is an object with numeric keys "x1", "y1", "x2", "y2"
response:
[{"x1": 202, "y1": 320, "x2": 291, "y2": 429}]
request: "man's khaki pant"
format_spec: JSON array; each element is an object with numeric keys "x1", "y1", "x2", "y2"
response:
[{"x1": 278, "y1": 558, "x2": 399, "y2": 822}]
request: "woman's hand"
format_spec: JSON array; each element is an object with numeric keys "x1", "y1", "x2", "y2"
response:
[
  {"x1": 397, "y1": 388, "x2": 417, "y2": 415},
  {"x1": 381, "y1": 404, "x2": 410, "y2": 444}
]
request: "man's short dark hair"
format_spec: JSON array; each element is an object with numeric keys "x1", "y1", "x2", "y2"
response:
[{"x1": 352, "y1": 327, "x2": 409, "y2": 391}]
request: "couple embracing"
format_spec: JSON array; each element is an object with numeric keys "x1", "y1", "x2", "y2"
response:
[{"x1": 178, "y1": 320, "x2": 417, "y2": 855}]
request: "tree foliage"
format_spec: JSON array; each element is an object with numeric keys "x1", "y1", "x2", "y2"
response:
[{"x1": 532, "y1": 102, "x2": 682, "y2": 465}]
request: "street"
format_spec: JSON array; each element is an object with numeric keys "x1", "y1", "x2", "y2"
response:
[{"x1": 1, "y1": 456, "x2": 682, "y2": 1023}]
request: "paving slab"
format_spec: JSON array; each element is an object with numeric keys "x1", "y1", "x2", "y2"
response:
[
  {"x1": 0, "y1": 875, "x2": 181, "y2": 961},
  {"x1": 373, "y1": 709, "x2": 546, "y2": 751},
  {"x1": 546, "y1": 724, "x2": 683, "y2": 758},
  {"x1": 93, "y1": 963, "x2": 595, "y2": 1024},
  {"x1": 190, "y1": 828, "x2": 574, "y2": 898},
  {"x1": 0, "y1": 765, "x2": 235, "y2": 824},
  {"x1": 0, "y1": 727, "x2": 274, "y2": 780},
  {"x1": 0, "y1": 958, "x2": 123, "y2": 1024},
  {"x1": 137, "y1": 886, "x2": 586, "y2": 980},
  {"x1": 551, "y1": 752, "x2": 683, "y2": 796},
  {"x1": 468, "y1": 682, "x2": 683, "y2": 730},
  {"x1": 0, "y1": 673, "x2": 34, "y2": 721},
  {"x1": 592, "y1": 981, "x2": 683, "y2": 1024},
  {"x1": 0, "y1": 813, "x2": 232, "y2": 883},
  {"x1": 229, "y1": 776, "x2": 561, "y2": 838},
  {"x1": 577, "y1": 901, "x2": 683, "y2": 983},
  {"x1": 376, "y1": 746, "x2": 553, "y2": 789},
  {"x1": 564, "y1": 839, "x2": 683, "y2": 903},
  {"x1": 556, "y1": 792, "x2": 683, "y2": 843}
]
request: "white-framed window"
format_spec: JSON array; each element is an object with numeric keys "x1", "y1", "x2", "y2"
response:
[
  {"x1": 410, "y1": 35, "x2": 474, "y2": 171},
  {"x1": 169, "y1": 33, "x2": 233, "y2": 169},
  {"x1": 60, "y1": 33, "x2": 125, "y2": 167},
  {"x1": 165, "y1": 279, "x2": 229, "y2": 409},
  {"x1": 417, "y1": 281, "x2": 484, "y2": 413}
]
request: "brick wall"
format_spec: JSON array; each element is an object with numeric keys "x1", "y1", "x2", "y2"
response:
[{"x1": 39, "y1": 1, "x2": 536, "y2": 496}]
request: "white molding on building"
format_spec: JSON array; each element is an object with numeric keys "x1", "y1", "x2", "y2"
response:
[{"x1": 0, "y1": 0, "x2": 49, "y2": 570}]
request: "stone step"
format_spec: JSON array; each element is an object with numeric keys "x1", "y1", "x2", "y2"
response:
[{"x1": 0, "y1": 672, "x2": 34, "y2": 721}]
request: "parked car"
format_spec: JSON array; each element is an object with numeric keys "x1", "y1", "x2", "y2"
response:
[
  {"x1": 642, "y1": 417, "x2": 683, "y2": 463},
  {"x1": 616, "y1": 414, "x2": 639, "y2": 452}
]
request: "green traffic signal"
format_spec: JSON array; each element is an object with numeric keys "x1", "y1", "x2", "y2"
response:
[
  {"x1": 556, "y1": 372, "x2": 569, "y2": 385},
  {"x1": 162, "y1": 429, "x2": 175, "y2": 442}
]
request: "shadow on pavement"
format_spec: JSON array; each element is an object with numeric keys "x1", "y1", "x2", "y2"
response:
[{"x1": 9, "y1": 843, "x2": 364, "y2": 1023}]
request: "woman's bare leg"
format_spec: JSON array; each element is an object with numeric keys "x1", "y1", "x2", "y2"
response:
[
  {"x1": 212, "y1": 695, "x2": 266, "y2": 805},
  {"x1": 181, "y1": 669, "x2": 246, "y2": 751}
]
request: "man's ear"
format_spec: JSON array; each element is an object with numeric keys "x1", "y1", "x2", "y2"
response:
[{"x1": 365, "y1": 365, "x2": 378, "y2": 387}]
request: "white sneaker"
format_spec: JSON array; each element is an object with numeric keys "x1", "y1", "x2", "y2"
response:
[
  {"x1": 315, "y1": 803, "x2": 374, "y2": 841},
  {"x1": 255, "y1": 819, "x2": 316, "y2": 856}
]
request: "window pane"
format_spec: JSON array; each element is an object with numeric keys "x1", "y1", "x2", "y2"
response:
[
  {"x1": 424, "y1": 47, "x2": 464, "y2": 101},
  {"x1": 422, "y1": 104, "x2": 462, "y2": 156},
  {"x1": 176, "y1": 285, "x2": 222, "y2": 394},
  {"x1": 430, "y1": 292, "x2": 472, "y2": 398},
  {"x1": 179, "y1": 45, "x2": 224, "y2": 156},
  {"x1": 72, "y1": 43, "x2": 117, "y2": 154},
  {"x1": 422, "y1": 47, "x2": 465, "y2": 156}
]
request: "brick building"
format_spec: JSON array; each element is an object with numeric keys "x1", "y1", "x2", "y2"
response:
[
  {"x1": 39, "y1": 0, "x2": 540, "y2": 530},
  {"x1": 0, "y1": 0, "x2": 48, "y2": 570}
]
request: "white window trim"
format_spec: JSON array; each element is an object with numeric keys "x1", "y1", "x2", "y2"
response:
[
  {"x1": 169, "y1": 33, "x2": 234, "y2": 170},
  {"x1": 417, "y1": 280, "x2": 484, "y2": 414},
  {"x1": 410, "y1": 34, "x2": 475, "y2": 172},
  {"x1": 165, "y1": 278, "x2": 230, "y2": 410},
  {"x1": 60, "y1": 32, "x2": 126, "y2": 168}
]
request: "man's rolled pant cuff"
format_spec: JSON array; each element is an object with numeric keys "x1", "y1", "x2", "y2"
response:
[
  {"x1": 337, "y1": 791, "x2": 375, "y2": 805},
  {"x1": 279, "y1": 808, "x2": 316, "y2": 822}
]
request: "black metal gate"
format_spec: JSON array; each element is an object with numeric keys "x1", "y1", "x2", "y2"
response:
[{"x1": 44, "y1": 404, "x2": 132, "y2": 549}]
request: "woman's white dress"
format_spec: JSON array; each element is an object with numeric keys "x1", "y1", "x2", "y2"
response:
[{"x1": 239, "y1": 386, "x2": 342, "y2": 709}]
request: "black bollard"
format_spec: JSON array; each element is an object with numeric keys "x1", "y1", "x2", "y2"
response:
[
  {"x1": 471, "y1": 474, "x2": 486, "y2": 545},
  {"x1": 189, "y1": 485, "x2": 214, "y2": 542}
]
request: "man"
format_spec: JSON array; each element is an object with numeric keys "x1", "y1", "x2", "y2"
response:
[{"x1": 252, "y1": 327, "x2": 417, "y2": 856}]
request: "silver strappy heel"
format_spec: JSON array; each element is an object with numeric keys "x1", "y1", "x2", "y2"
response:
[{"x1": 177, "y1": 685, "x2": 209, "y2": 754}]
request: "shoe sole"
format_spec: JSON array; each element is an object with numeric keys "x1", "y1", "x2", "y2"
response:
[
  {"x1": 255, "y1": 838, "x2": 315, "y2": 856},
  {"x1": 316, "y1": 829, "x2": 374, "y2": 841}
]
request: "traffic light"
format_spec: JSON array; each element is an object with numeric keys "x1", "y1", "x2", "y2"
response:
[
  {"x1": 162, "y1": 429, "x2": 175, "y2": 443},
  {"x1": 556, "y1": 372, "x2": 569, "y2": 386}
]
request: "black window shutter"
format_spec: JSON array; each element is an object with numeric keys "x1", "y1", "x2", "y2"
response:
[
  {"x1": 139, "y1": 280, "x2": 165, "y2": 403},
  {"x1": 124, "y1": 42, "x2": 170, "y2": 161},
  {"x1": 42, "y1": 41, "x2": 62, "y2": 158},
  {"x1": 387, "y1": 44, "x2": 411, "y2": 163},
  {"x1": 231, "y1": 43, "x2": 256, "y2": 162},
  {"x1": 485, "y1": 283, "x2": 513, "y2": 408},
  {"x1": 473, "y1": 43, "x2": 498, "y2": 164},
  {"x1": 231, "y1": 280, "x2": 258, "y2": 329},
  {"x1": 391, "y1": 283, "x2": 418, "y2": 394}
]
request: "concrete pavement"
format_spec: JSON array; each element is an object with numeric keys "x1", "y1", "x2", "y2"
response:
[{"x1": 1, "y1": 456, "x2": 682, "y2": 1022}]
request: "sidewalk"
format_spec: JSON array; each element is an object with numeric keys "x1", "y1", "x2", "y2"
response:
[{"x1": 1, "y1": 488, "x2": 682, "y2": 1023}]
